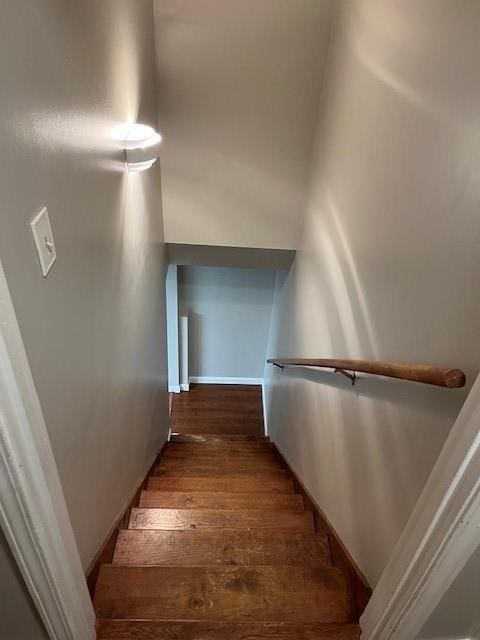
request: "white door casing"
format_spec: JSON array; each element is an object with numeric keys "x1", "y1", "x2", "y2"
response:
[
  {"x1": 0, "y1": 260, "x2": 95, "y2": 640},
  {"x1": 361, "y1": 375, "x2": 480, "y2": 640}
]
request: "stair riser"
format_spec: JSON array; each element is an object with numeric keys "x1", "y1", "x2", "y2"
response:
[{"x1": 97, "y1": 620, "x2": 361, "y2": 639}]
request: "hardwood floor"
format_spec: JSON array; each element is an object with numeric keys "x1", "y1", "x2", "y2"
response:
[
  {"x1": 94, "y1": 385, "x2": 361, "y2": 639},
  {"x1": 169, "y1": 384, "x2": 265, "y2": 436}
]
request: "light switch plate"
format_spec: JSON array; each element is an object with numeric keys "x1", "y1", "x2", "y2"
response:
[{"x1": 30, "y1": 206, "x2": 56, "y2": 277}]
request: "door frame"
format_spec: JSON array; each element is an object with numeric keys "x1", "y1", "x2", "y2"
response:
[
  {"x1": 361, "y1": 374, "x2": 480, "y2": 640},
  {"x1": 0, "y1": 260, "x2": 95, "y2": 640}
]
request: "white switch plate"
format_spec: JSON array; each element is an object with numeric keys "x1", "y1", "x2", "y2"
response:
[{"x1": 30, "y1": 206, "x2": 56, "y2": 277}]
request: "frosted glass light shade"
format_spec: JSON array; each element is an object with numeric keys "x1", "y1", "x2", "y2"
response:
[{"x1": 112, "y1": 123, "x2": 162, "y2": 172}]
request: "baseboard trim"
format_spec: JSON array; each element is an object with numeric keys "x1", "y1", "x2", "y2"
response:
[
  {"x1": 271, "y1": 441, "x2": 372, "y2": 619},
  {"x1": 86, "y1": 442, "x2": 166, "y2": 597},
  {"x1": 168, "y1": 385, "x2": 181, "y2": 393},
  {"x1": 180, "y1": 383, "x2": 190, "y2": 391},
  {"x1": 189, "y1": 376, "x2": 263, "y2": 385}
]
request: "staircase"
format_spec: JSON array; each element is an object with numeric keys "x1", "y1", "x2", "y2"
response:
[{"x1": 94, "y1": 389, "x2": 361, "y2": 639}]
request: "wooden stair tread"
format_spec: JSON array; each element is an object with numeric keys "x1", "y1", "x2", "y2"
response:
[
  {"x1": 139, "y1": 490, "x2": 303, "y2": 511},
  {"x1": 113, "y1": 530, "x2": 330, "y2": 566},
  {"x1": 128, "y1": 508, "x2": 315, "y2": 532},
  {"x1": 170, "y1": 425, "x2": 264, "y2": 436},
  {"x1": 172, "y1": 407, "x2": 262, "y2": 417},
  {"x1": 170, "y1": 434, "x2": 270, "y2": 443},
  {"x1": 97, "y1": 620, "x2": 361, "y2": 639},
  {"x1": 164, "y1": 443, "x2": 274, "y2": 456},
  {"x1": 94, "y1": 565, "x2": 353, "y2": 623},
  {"x1": 156, "y1": 456, "x2": 283, "y2": 470},
  {"x1": 148, "y1": 476, "x2": 295, "y2": 494},
  {"x1": 93, "y1": 385, "x2": 361, "y2": 638},
  {"x1": 165, "y1": 440, "x2": 274, "y2": 452},
  {"x1": 155, "y1": 466, "x2": 287, "y2": 479}
]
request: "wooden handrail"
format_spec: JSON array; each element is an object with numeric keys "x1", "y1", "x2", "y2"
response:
[{"x1": 267, "y1": 358, "x2": 466, "y2": 388}]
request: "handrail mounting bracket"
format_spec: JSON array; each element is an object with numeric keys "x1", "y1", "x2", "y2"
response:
[
  {"x1": 273, "y1": 363, "x2": 284, "y2": 370},
  {"x1": 335, "y1": 368, "x2": 356, "y2": 385}
]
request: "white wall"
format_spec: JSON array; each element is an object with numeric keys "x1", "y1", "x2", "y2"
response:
[
  {"x1": 179, "y1": 266, "x2": 275, "y2": 380},
  {"x1": 264, "y1": 0, "x2": 480, "y2": 587},
  {"x1": 166, "y1": 264, "x2": 180, "y2": 392},
  {"x1": 155, "y1": 0, "x2": 333, "y2": 249},
  {"x1": 0, "y1": 530, "x2": 48, "y2": 640},
  {"x1": 0, "y1": 1, "x2": 168, "y2": 569}
]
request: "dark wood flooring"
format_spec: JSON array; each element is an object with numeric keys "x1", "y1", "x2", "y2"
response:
[
  {"x1": 170, "y1": 384, "x2": 264, "y2": 436},
  {"x1": 93, "y1": 384, "x2": 362, "y2": 639}
]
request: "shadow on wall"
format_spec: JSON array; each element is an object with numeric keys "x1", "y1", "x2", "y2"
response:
[
  {"x1": 261, "y1": 0, "x2": 480, "y2": 589},
  {"x1": 264, "y1": 172, "x2": 473, "y2": 583}
]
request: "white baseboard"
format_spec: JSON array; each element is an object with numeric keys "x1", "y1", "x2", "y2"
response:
[
  {"x1": 168, "y1": 385, "x2": 181, "y2": 393},
  {"x1": 189, "y1": 376, "x2": 263, "y2": 386},
  {"x1": 180, "y1": 383, "x2": 189, "y2": 392}
]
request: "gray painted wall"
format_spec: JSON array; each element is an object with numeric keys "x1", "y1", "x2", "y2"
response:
[
  {"x1": 0, "y1": 530, "x2": 48, "y2": 640},
  {"x1": 179, "y1": 266, "x2": 275, "y2": 379},
  {"x1": 0, "y1": 0, "x2": 169, "y2": 572},
  {"x1": 264, "y1": 0, "x2": 480, "y2": 587}
]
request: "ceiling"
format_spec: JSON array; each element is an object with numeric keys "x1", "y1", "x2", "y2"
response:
[{"x1": 154, "y1": 0, "x2": 334, "y2": 250}]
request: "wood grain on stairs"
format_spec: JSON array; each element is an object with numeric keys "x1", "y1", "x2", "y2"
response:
[
  {"x1": 155, "y1": 466, "x2": 288, "y2": 479},
  {"x1": 93, "y1": 384, "x2": 362, "y2": 639},
  {"x1": 128, "y1": 507, "x2": 315, "y2": 532},
  {"x1": 113, "y1": 530, "x2": 331, "y2": 566},
  {"x1": 97, "y1": 620, "x2": 361, "y2": 640},
  {"x1": 139, "y1": 490, "x2": 303, "y2": 510},
  {"x1": 169, "y1": 384, "x2": 265, "y2": 436},
  {"x1": 163, "y1": 442, "x2": 274, "y2": 456},
  {"x1": 156, "y1": 455, "x2": 283, "y2": 470},
  {"x1": 94, "y1": 565, "x2": 353, "y2": 623},
  {"x1": 170, "y1": 433, "x2": 270, "y2": 443},
  {"x1": 148, "y1": 475, "x2": 295, "y2": 493}
]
